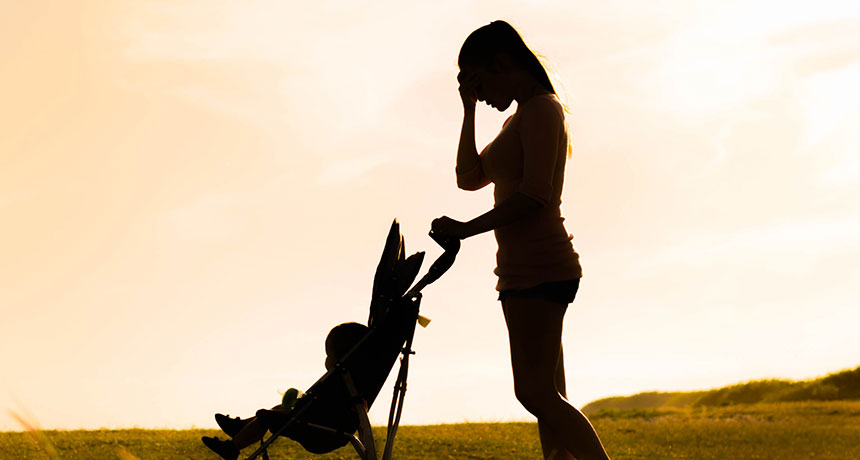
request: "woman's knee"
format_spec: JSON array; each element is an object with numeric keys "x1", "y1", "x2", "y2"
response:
[{"x1": 513, "y1": 382, "x2": 562, "y2": 417}]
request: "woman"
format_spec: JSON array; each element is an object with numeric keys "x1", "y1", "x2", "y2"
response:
[{"x1": 431, "y1": 21, "x2": 612, "y2": 460}]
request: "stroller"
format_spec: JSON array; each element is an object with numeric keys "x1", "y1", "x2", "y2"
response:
[{"x1": 236, "y1": 219, "x2": 459, "y2": 460}]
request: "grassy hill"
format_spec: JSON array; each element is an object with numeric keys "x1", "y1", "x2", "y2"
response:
[{"x1": 583, "y1": 364, "x2": 860, "y2": 414}]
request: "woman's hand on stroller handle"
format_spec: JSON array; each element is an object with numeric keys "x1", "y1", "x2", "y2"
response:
[{"x1": 430, "y1": 216, "x2": 471, "y2": 242}]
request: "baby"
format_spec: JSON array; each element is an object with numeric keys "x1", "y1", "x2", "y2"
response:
[{"x1": 202, "y1": 322, "x2": 369, "y2": 460}]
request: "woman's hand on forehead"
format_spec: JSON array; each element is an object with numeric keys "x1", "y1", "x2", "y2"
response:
[
  {"x1": 458, "y1": 69, "x2": 480, "y2": 84},
  {"x1": 458, "y1": 70, "x2": 480, "y2": 109}
]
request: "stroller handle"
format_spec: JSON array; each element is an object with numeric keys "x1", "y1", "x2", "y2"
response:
[
  {"x1": 404, "y1": 231, "x2": 460, "y2": 297},
  {"x1": 428, "y1": 230, "x2": 461, "y2": 253}
]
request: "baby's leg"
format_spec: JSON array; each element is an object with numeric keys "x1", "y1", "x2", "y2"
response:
[
  {"x1": 232, "y1": 404, "x2": 287, "y2": 449},
  {"x1": 232, "y1": 416, "x2": 266, "y2": 449}
]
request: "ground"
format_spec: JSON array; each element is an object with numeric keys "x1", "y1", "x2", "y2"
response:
[{"x1": 2, "y1": 401, "x2": 859, "y2": 460}]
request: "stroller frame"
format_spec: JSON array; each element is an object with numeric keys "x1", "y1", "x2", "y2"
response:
[{"x1": 243, "y1": 222, "x2": 459, "y2": 460}]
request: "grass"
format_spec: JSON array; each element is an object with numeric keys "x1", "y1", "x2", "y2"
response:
[{"x1": 2, "y1": 401, "x2": 860, "y2": 460}]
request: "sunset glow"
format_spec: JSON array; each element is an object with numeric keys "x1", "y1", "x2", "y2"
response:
[{"x1": 2, "y1": 1, "x2": 859, "y2": 431}]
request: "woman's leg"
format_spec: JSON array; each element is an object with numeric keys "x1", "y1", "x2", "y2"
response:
[
  {"x1": 502, "y1": 297, "x2": 611, "y2": 460},
  {"x1": 537, "y1": 345, "x2": 576, "y2": 460}
]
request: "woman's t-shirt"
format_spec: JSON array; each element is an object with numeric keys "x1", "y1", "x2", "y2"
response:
[{"x1": 456, "y1": 94, "x2": 582, "y2": 291}]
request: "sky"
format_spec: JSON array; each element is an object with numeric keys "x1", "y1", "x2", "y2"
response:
[{"x1": 1, "y1": 0, "x2": 859, "y2": 431}]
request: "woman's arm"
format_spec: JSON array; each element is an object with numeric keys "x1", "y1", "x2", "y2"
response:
[
  {"x1": 455, "y1": 72, "x2": 490, "y2": 190},
  {"x1": 463, "y1": 192, "x2": 541, "y2": 237},
  {"x1": 432, "y1": 192, "x2": 541, "y2": 239},
  {"x1": 456, "y1": 109, "x2": 479, "y2": 174},
  {"x1": 455, "y1": 110, "x2": 492, "y2": 191}
]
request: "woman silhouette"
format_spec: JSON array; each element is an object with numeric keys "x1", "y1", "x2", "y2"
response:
[{"x1": 431, "y1": 21, "x2": 612, "y2": 460}]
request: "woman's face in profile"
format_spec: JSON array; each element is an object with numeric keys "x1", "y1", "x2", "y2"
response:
[{"x1": 462, "y1": 64, "x2": 514, "y2": 112}]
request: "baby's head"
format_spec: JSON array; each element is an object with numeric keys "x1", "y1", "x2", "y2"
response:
[{"x1": 324, "y1": 322, "x2": 369, "y2": 370}]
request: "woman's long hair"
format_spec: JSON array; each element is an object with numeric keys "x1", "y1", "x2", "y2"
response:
[
  {"x1": 458, "y1": 20, "x2": 556, "y2": 95},
  {"x1": 459, "y1": 20, "x2": 571, "y2": 156}
]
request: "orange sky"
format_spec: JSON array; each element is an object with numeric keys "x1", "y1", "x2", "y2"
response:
[{"x1": 2, "y1": 1, "x2": 860, "y2": 430}]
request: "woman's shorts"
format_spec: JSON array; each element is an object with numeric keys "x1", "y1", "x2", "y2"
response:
[{"x1": 498, "y1": 278, "x2": 580, "y2": 305}]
